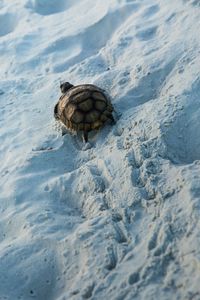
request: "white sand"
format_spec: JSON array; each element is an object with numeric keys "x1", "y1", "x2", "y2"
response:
[{"x1": 1, "y1": 0, "x2": 200, "y2": 299}]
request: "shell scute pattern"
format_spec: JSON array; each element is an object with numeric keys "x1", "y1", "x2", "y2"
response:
[
  {"x1": 54, "y1": 82, "x2": 115, "y2": 142},
  {"x1": 78, "y1": 98, "x2": 93, "y2": 112}
]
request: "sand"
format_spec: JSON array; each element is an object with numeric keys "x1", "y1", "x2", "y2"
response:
[{"x1": 1, "y1": 0, "x2": 200, "y2": 299}]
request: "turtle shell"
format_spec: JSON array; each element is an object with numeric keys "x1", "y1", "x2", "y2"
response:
[{"x1": 54, "y1": 84, "x2": 114, "y2": 133}]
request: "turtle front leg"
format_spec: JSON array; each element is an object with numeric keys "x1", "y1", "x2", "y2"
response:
[
  {"x1": 83, "y1": 131, "x2": 88, "y2": 143},
  {"x1": 61, "y1": 126, "x2": 68, "y2": 136},
  {"x1": 109, "y1": 114, "x2": 116, "y2": 124}
]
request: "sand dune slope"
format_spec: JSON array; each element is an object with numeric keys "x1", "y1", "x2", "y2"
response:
[{"x1": 1, "y1": 0, "x2": 200, "y2": 299}]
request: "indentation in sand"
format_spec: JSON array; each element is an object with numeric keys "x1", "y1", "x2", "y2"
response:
[
  {"x1": 27, "y1": 0, "x2": 72, "y2": 15},
  {"x1": 163, "y1": 78, "x2": 200, "y2": 164},
  {"x1": 0, "y1": 13, "x2": 18, "y2": 37}
]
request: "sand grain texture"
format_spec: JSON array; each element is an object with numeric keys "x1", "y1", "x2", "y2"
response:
[{"x1": 1, "y1": 0, "x2": 200, "y2": 299}]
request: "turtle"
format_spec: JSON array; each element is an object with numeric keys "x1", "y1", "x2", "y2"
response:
[{"x1": 54, "y1": 82, "x2": 115, "y2": 142}]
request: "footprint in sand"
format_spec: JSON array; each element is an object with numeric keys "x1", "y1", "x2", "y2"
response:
[
  {"x1": 128, "y1": 272, "x2": 140, "y2": 285},
  {"x1": 184, "y1": 0, "x2": 200, "y2": 7},
  {"x1": 0, "y1": 13, "x2": 18, "y2": 37},
  {"x1": 192, "y1": 0, "x2": 200, "y2": 6},
  {"x1": 26, "y1": 0, "x2": 73, "y2": 16},
  {"x1": 136, "y1": 26, "x2": 158, "y2": 41},
  {"x1": 142, "y1": 4, "x2": 160, "y2": 19}
]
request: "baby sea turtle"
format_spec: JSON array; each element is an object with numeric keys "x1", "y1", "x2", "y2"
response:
[{"x1": 54, "y1": 82, "x2": 115, "y2": 142}]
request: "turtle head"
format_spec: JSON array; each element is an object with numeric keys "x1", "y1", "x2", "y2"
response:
[{"x1": 60, "y1": 82, "x2": 74, "y2": 94}]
